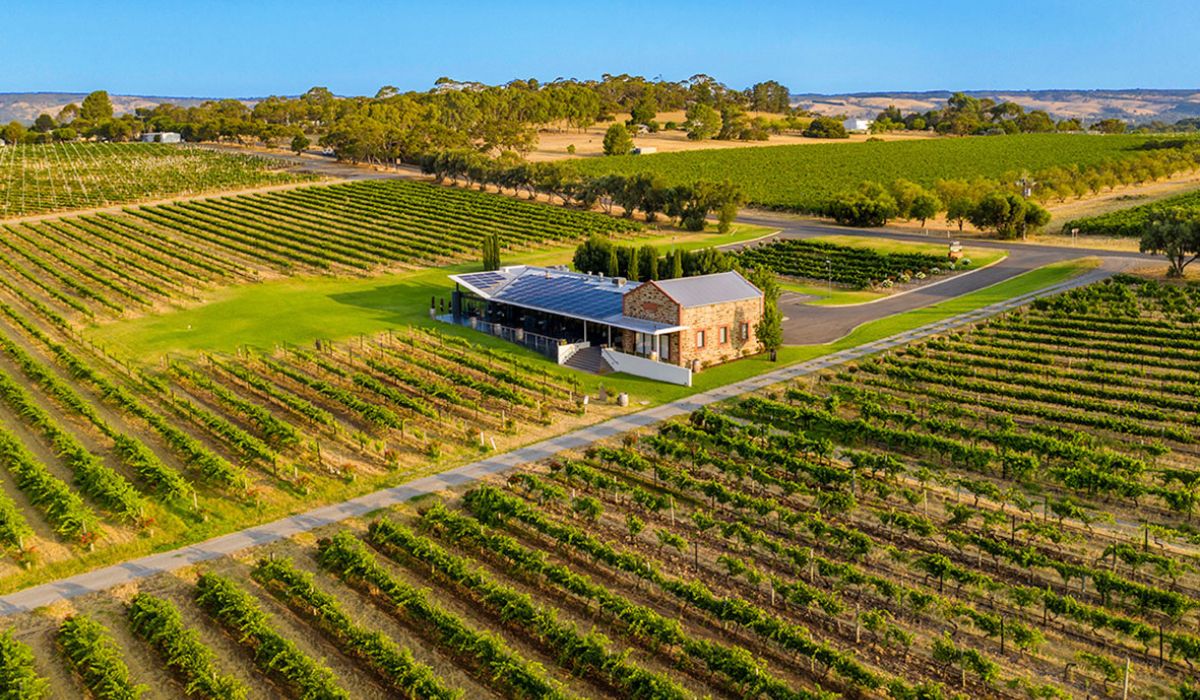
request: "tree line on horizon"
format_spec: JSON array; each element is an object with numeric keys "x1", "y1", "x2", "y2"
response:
[
  {"x1": 867, "y1": 92, "x2": 1133, "y2": 136},
  {"x1": 0, "y1": 75, "x2": 794, "y2": 152},
  {"x1": 6, "y1": 78, "x2": 1197, "y2": 159}
]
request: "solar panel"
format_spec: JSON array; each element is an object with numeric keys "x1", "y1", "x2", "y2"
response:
[
  {"x1": 457, "y1": 271, "x2": 507, "y2": 293},
  {"x1": 494, "y1": 276, "x2": 627, "y2": 322}
]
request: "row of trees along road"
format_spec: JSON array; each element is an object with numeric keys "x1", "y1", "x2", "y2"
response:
[
  {"x1": 826, "y1": 139, "x2": 1200, "y2": 235},
  {"x1": 420, "y1": 150, "x2": 745, "y2": 232},
  {"x1": 828, "y1": 178, "x2": 1052, "y2": 239}
]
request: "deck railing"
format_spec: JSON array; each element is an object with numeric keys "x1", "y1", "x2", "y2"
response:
[{"x1": 436, "y1": 314, "x2": 566, "y2": 360}]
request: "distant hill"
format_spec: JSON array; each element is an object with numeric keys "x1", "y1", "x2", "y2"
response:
[
  {"x1": 793, "y1": 89, "x2": 1200, "y2": 124},
  {"x1": 0, "y1": 92, "x2": 257, "y2": 124}
]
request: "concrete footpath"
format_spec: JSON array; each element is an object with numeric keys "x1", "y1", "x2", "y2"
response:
[{"x1": 0, "y1": 267, "x2": 1113, "y2": 615}]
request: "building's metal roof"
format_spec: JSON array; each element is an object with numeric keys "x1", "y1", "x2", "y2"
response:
[
  {"x1": 651, "y1": 270, "x2": 763, "y2": 307},
  {"x1": 451, "y1": 266, "x2": 686, "y2": 335}
]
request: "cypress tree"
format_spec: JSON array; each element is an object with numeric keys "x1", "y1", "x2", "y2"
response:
[
  {"x1": 607, "y1": 245, "x2": 620, "y2": 277},
  {"x1": 671, "y1": 249, "x2": 684, "y2": 279},
  {"x1": 625, "y1": 245, "x2": 640, "y2": 281},
  {"x1": 640, "y1": 244, "x2": 659, "y2": 281},
  {"x1": 482, "y1": 234, "x2": 502, "y2": 271}
]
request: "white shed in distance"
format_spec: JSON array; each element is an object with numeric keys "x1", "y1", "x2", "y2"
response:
[
  {"x1": 842, "y1": 118, "x2": 873, "y2": 132},
  {"x1": 141, "y1": 132, "x2": 182, "y2": 143}
]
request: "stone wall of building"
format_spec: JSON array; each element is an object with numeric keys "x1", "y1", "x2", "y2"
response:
[
  {"x1": 677, "y1": 297, "x2": 764, "y2": 369},
  {"x1": 622, "y1": 283, "x2": 680, "y2": 325},
  {"x1": 622, "y1": 282, "x2": 762, "y2": 369}
]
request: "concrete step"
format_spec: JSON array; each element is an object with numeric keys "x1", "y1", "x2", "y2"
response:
[{"x1": 563, "y1": 346, "x2": 611, "y2": 375}]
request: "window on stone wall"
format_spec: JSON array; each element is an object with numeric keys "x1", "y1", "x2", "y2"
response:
[
  {"x1": 719, "y1": 326, "x2": 728, "y2": 344},
  {"x1": 740, "y1": 322, "x2": 749, "y2": 340},
  {"x1": 696, "y1": 330, "x2": 705, "y2": 348}
]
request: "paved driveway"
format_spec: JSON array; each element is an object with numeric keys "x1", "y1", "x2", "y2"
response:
[{"x1": 732, "y1": 212, "x2": 1152, "y2": 344}]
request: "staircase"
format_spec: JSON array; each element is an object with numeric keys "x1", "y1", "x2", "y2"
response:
[{"x1": 563, "y1": 346, "x2": 611, "y2": 375}]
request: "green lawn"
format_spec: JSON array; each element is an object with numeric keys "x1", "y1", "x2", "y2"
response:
[
  {"x1": 87, "y1": 225, "x2": 775, "y2": 363},
  {"x1": 777, "y1": 280, "x2": 888, "y2": 305},
  {"x1": 808, "y1": 234, "x2": 1004, "y2": 265},
  {"x1": 648, "y1": 222, "x2": 777, "y2": 251}
]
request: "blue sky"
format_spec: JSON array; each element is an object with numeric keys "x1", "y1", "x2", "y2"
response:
[{"x1": 2, "y1": 1, "x2": 1197, "y2": 97}]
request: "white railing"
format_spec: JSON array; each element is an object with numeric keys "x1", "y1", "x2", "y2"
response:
[
  {"x1": 601, "y1": 348, "x2": 693, "y2": 386},
  {"x1": 556, "y1": 341, "x2": 591, "y2": 365}
]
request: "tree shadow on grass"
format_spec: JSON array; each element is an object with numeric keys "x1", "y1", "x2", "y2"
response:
[{"x1": 326, "y1": 279, "x2": 442, "y2": 327}]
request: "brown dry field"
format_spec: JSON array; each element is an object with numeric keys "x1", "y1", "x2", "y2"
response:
[
  {"x1": 529, "y1": 110, "x2": 934, "y2": 161},
  {"x1": 1043, "y1": 169, "x2": 1200, "y2": 225}
]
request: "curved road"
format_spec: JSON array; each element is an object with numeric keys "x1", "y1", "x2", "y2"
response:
[{"x1": 732, "y1": 212, "x2": 1152, "y2": 344}]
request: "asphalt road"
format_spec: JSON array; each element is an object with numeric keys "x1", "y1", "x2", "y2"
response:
[
  {"x1": 0, "y1": 266, "x2": 1113, "y2": 616},
  {"x1": 733, "y1": 212, "x2": 1152, "y2": 344}
]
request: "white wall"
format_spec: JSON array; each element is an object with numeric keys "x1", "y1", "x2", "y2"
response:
[
  {"x1": 557, "y1": 341, "x2": 590, "y2": 364},
  {"x1": 601, "y1": 348, "x2": 692, "y2": 386}
]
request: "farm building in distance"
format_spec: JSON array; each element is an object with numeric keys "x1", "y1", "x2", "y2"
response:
[
  {"x1": 842, "y1": 117, "x2": 873, "y2": 132},
  {"x1": 140, "y1": 131, "x2": 182, "y2": 143},
  {"x1": 446, "y1": 266, "x2": 764, "y2": 385}
]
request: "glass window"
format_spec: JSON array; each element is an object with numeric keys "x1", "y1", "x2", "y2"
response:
[
  {"x1": 740, "y1": 322, "x2": 750, "y2": 340},
  {"x1": 696, "y1": 330, "x2": 705, "y2": 348},
  {"x1": 719, "y1": 327, "x2": 728, "y2": 344}
]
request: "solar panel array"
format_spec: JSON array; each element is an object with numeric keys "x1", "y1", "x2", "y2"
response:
[
  {"x1": 496, "y1": 275, "x2": 628, "y2": 321},
  {"x1": 456, "y1": 271, "x2": 508, "y2": 294}
]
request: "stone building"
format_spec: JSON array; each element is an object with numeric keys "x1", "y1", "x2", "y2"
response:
[
  {"x1": 446, "y1": 266, "x2": 764, "y2": 384},
  {"x1": 619, "y1": 272, "x2": 764, "y2": 369}
]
